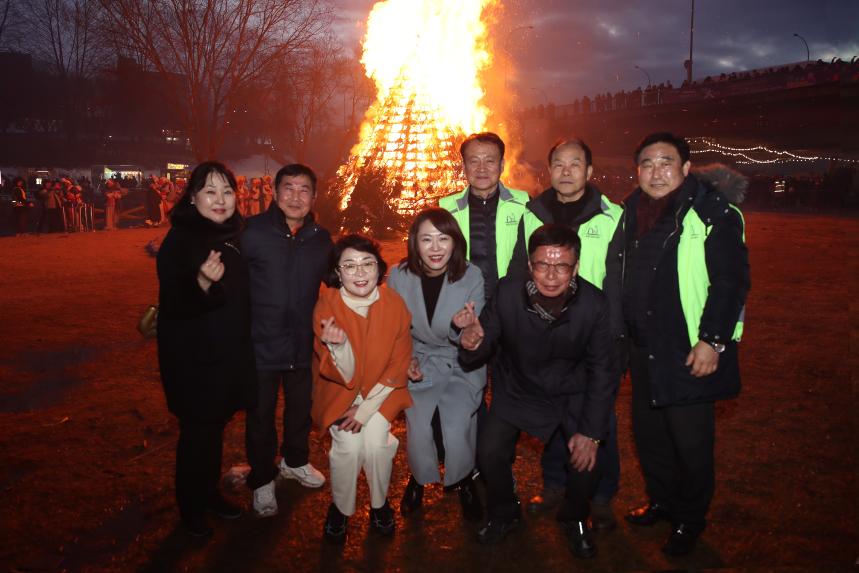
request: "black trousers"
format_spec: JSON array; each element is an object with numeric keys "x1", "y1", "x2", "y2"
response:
[
  {"x1": 176, "y1": 419, "x2": 226, "y2": 521},
  {"x1": 245, "y1": 368, "x2": 313, "y2": 489},
  {"x1": 630, "y1": 344, "x2": 715, "y2": 529},
  {"x1": 478, "y1": 408, "x2": 597, "y2": 522}
]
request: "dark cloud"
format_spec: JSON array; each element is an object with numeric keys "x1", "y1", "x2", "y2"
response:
[{"x1": 333, "y1": 0, "x2": 858, "y2": 104}]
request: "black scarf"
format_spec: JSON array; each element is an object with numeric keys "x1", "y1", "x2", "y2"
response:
[
  {"x1": 172, "y1": 202, "x2": 243, "y2": 244},
  {"x1": 525, "y1": 277, "x2": 578, "y2": 322}
]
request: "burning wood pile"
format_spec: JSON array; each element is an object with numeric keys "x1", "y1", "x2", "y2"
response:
[{"x1": 333, "y1": 0, "x2": 497, "y2": 234}]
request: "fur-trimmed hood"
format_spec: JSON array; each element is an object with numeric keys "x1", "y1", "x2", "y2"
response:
[{"x1": 692, "y1": 163, "x2": 748, "y2": 205}]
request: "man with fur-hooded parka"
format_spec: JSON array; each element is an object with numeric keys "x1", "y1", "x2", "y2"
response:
[{"x1": 622, "y1": 132, "x2": 750, "y2": 556}]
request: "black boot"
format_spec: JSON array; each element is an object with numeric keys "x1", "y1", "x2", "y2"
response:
[
  {"x1": 370, "y1": 500, "x2": 396, "y2": 536},
  {"x1": 323, "y1": 503, "x2": 348, "y2": 544},
  {"x1": 565, "y1": 520, "x2": 597, "y2": 559},
  {"x1": 400, "y1": 475, "x2": 424, "y2": 515},
  {"x1": 458, "y1": 476, "x2": 483, "y2": 522}
]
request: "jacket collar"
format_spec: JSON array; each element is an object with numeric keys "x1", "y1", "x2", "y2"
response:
[
  {"x1": 266, "y1": 202, "x2": 317, "y2": 237},
  {"x1": 527, "y1": 183, "x2": 609, "y2": 225},
  {"x1": 455, "y1": 182, "x2": 515, "y2": 211}
]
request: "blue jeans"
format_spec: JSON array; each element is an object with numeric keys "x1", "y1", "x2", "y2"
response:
[{"x1": 541, "y1": 410, "x2": 619, "y2": 504}]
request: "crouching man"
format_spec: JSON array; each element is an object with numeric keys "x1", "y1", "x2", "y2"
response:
[{"x1": 458, "y1": 224, "x2": 617, "y2": 558}]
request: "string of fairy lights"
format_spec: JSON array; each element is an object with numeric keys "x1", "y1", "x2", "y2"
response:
[{"x1": 689, "y1": 137, "x2": 859, "y2": 165}]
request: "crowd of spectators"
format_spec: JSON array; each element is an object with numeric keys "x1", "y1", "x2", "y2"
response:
[
  {"x1": 524, "y1": 58, "x2": 859, "y2": 119},
  {"x1": 0, "y1": 171, "x2": 279, "y2": 235}
]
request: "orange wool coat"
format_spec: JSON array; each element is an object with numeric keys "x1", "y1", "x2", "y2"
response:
[{"x1": 311, "y1": 285, "x2": 413, "y2": 431}]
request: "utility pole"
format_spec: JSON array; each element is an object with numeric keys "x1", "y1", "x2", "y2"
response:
[{"x1": 686, "y1": 0, "x2": 695, "y2": 84}]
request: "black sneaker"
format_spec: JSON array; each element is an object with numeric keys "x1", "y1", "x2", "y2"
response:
[
  {"x1": 476, "y1": 517, "x2": 521, "y2": 545},
  {"x1": 323, "y1": 503, "x2": 348, "y2": 544},
  {"x1": 206, "y1": 494, "x2": 243, "y2": 520},
  {"x1": 369, "y1": 500, "x2": 396, "y2": 536}
]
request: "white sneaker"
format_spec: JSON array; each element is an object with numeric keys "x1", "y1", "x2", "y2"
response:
[
  {"x1": 253, "y1": 480, "x2": 278, "y2": 518},
  {"x1": 278, "y1": 459, "x2": 326, "y2": 488}
]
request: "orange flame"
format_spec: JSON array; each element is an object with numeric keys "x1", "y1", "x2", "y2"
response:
[{"x1": 336, "y1": 0, "x2": 498, "y2": 215}]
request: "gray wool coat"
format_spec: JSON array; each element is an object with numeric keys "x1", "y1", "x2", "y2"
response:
[{"x1": 387, "y1": 263, "x2": 487, "y2": 486}]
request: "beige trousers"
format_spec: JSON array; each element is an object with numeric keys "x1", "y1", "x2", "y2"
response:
[{"x1": 328, "y1": 411, "x2": 398, "y2": 516}]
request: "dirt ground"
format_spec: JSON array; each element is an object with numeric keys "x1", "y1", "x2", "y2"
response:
[{"x1": 0, "y1": 211, "x2": 856, "y2": 572}]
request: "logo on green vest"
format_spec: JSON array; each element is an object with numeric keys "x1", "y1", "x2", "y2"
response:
[
  {"x1": 505, "y1": 214, "x2": 518, "y2": 225},
  {"x1": 585, "y1": 226, "x2": 600, "y2": 238}
]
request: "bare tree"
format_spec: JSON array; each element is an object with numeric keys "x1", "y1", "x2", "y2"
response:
[
  {"x1": 0, "y1": 0, "x2": 12, "y2": 46},
  {"x1": 99, "y1": 0, "x2": 333, "y2": 160},
  {"x1": 287, "y1": 38, "x2": 344, "y2": 162},
  {"x1": 261, "y1": 40, "x2": 374, "y2": 166},
  {"x1": 17, "y1": 0, "x2": 112, "y2": 140}
]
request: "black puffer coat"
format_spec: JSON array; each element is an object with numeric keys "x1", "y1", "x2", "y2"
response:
[{"x1": 156, "y1": 210, "x2": 257, "y2": 421}]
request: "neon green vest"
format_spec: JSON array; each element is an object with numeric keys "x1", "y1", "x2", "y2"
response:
[
  {"x1": 677, "y1": 205, "x2": 746, "y2": 346},
  {"x1": 523, "y1": 195, "x2": 622, "y2": 290},
  {"x1": 439, "y1": 184, "x2": 529, "y2": 277}
]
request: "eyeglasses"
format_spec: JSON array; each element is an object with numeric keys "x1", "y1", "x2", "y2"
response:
[
  {"x1": 338, "y1": 260, "x2": 378, "y2": 276},
  {"x1": 530, "y1": 260, "x2": 575, "y2": 276}
]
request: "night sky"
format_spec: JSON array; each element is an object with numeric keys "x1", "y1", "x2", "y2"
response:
[{"x1": 333, "y1": 0, "x2": 859, "y2": 105}]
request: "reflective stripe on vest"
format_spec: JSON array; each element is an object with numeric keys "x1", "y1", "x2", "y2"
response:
[
  {"x1": 523, "y1": 197, "x2": 622, "y2": 290},
  {"x1": 677, "y1": 205, "x2": 746, "y2": 347}
]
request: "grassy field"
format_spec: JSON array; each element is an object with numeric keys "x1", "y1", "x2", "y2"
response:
[{"x1": 0, "y1": 212, "x2": 856, "y2": 572}]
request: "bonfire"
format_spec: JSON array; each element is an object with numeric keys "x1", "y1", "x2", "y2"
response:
[{"x1": 334, "y1": 0, "x2": 497, "y2": 234}]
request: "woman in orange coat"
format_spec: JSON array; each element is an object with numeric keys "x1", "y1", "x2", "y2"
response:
[{"x1": 312, "y1": 234, "x2": 412, "y2": 544}]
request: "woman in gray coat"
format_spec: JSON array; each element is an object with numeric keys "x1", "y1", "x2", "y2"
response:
[{"x1": 387, "y1": 208, "x2": 486, "y2": 521}]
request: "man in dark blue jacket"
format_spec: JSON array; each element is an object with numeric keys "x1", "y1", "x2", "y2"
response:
[
  {"x1": 622, "y1": 133, "x2": 750, "y2": 556},
  {"x1": 242, "y1": 164, "x2": 333, "y2": 517}
]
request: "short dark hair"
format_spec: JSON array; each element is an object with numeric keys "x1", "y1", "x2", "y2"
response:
[
  {"x1": 171, "y1": 161, "x2": 242, "y2": 225},
  {"x1": 460, "y1": 132, "x2": 505, "y2": 160},
  {"x1": 405, "y1": 208, "x2": 468, "y2": 282},
  {"x1": 634, "y1": 132, "x2": 691, "y2": 164},
  {"x1": 548, "y1": 138, "x2": 593, "y2": 167},
  {"x1": 274, "y1": 163, "x2": 317, "y2": 193},
  {"x1": 325, "y1": 234, "x2": 388, "y2": 288},
  {"x1": 527, "y1": 224, "x2": 581, "y2": 261}
]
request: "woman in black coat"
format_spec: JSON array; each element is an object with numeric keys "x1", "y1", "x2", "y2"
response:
[{"x1": 156, "y1": 161, "x2": 256, "y2": 537}]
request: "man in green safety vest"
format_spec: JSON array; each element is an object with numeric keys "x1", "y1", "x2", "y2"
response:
[
  {"x1": 439, "y1": 132, "x2": 529, "y2": 302},
  {"x1": 507, "y1": 138, "x2": 624, "y2": 532},
  {"x1": 622, "y1": 132, "x2": 750, "y2": 556}
]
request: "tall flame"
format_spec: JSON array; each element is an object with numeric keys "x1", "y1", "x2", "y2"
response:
[{"x1": 335, "y1": 0, "x2": 497, "y2": 221}]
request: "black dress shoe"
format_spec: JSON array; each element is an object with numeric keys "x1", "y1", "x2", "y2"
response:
[
  {"x1": 400, "y1": 475, "x2": 424, "y2": 515},
  {"x1": 565, "y1": 520, "x2": 598, "y2": 559},
  {"x1": 458, "y1": 477, "x2": 483, "y2": 522},
  {"x1": 206, "y1": 494, "x2": 243, "y2": 520},
  {"x1": 476, "y1": 517, "x2": 521, "y2": 545},
  {"x1": 662, "y1": 523, "x2": 701, "y2": 556},
  {"x1": 589, "y1": 501, "x2": 617, "y2": 532},
  {"x1": 323, "y1": 503, "x2": 348, "y2": 544},
  {"x1": 625, "y1": 501, "x2": 670, "y2": 526},
  {"x1": 370, "y1": 500, "x2": 396, "y2": 536},
  {"x1": 527, "y1": 487, "x2": 564, "y2": 515},
  {"x1": 182, "y1": 513, "x2": 213, "y2": 538}
]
